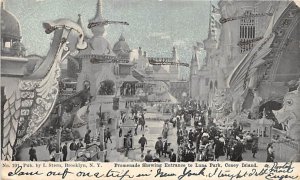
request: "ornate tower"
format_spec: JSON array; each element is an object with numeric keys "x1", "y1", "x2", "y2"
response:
[
  {"x1": 190, "y1": 53, "x2": 199, "y2": 98},
  {"x1": 88, "y1": 0, "x2": 112, "y2": 55},
  {"x1": 169, "y1": 46, "x2": 180, "y2": 79}
]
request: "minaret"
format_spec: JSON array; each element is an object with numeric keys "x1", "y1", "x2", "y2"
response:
[
  {"x1": 170, "y1": 47, "x2": 179, "y2": 78},
  {"x1": 91, "y1": 0, "x2": 105, "y2": 22},
  {"x1": 77, "y1": 14, "x2": 87, "y2": 36},
  {"x1": 88, "y1": 0, "x2": 106, "y2": 37},
  {"x1": 77, "y1": 14, "x2": 83, "y2": 27},
  {"x1": 172, "y1": 46, "x2": 178, "y2": 62},
  {"x1": 191, "y1": 53, "x2": 198, "y2": 74},
  {"x1": 88, "y1": 0, "x2": 112, "y2": 55},
  {"x1": 189, "y1": 52, "x2": 199, "y2": 98},
  {"x1": 203, "y1": 1, "x2": 217, "y2": 66}
]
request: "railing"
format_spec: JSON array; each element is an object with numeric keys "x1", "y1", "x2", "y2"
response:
[{"x1": 272, "y1": 128, "x2": 299, "y2": 151}]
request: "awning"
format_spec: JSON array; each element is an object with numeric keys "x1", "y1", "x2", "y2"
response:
[{"x1": 132, "y1": 69, "x2": 146, "y2": 82}]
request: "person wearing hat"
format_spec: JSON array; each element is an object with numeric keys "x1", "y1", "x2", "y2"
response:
[
  {"x1": 69, "y1": 139, "x2": 77, "y2": 160},
  {"x1": 155, "y1": 137, "x2": 163, "y2": 157},
  {"x1": 62, "y1": 142, "x2": 68, "y2": 161},
  {"x1": 231, "y1": 138, "x2": 243, "y2": 161},
  {"x1": 162, "y1": 140, "x2": 168, "y2": 157},
  {"x1": 84, "y1": 129, "x2": 91, "y2": 147},
  {"x1": 266, "y1": 143, "x2": 274, "y2": 162},
  {"x1": 105, "y1": 128, "x2": 112, "y2": 143},
  {"x1": 29, "y1": 144, "x2": 37, "y2": 161},
  {"x1": 214, "y1": 135, "x2": 225, "y2": 161},
  {"x1": 138, "y1": 134, "x2": 147, "y2": 154},
  {"x1": 169, "y1": 148, "x2": 177, "y2": 162},
  {"x1": 144, "y1": 150, "x2": 153, "y2": 162},
  {"x1": 188, "y1": 129, "x2": 194, "y2": 142}
]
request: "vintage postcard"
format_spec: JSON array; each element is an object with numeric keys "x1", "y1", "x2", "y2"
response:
[{"x1": 1, "y1": 0, "x2": 300, "y2": 179}]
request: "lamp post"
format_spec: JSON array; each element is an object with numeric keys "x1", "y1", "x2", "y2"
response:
[{"x1": 97, "y1": 104, "x2": 106, "y2": 161}]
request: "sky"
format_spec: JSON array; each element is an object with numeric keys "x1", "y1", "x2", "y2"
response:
[{"x1": 6, "y1": 0, "x2": 212, "y2": 78}]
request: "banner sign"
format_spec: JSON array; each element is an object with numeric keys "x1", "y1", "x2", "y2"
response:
[
  {"x1": 90, "y1": 56, "x2": 129, "y2": 64},
  {"x1": 219, "y1": 13, "x2": 273, "y2": 24},
  {"x1": 88, "y1": 20, "x2": 129, "y2": 28},
  {"x1": 148, "y1": 57, "x2": 189, "y2": 67}
]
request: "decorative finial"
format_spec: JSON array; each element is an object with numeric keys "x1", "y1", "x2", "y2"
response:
[
  {"x1": 95, "y1": 0, "x2": 104, "y2": 21},
  {"x1": 119, "y1": 33, "x2": 125, "y2": 41},
  {"x1": 77, "y1": 14, "x2": 83, "y2": 26},
  {"x1": 172, "y1": 46, "x2": 177, "y2": 60}
]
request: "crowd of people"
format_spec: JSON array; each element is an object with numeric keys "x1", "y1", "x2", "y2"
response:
[
  {"x1": 137, "y1": 100, "x2": 273, "y2": 163},
  {"x1": 27, "y1": 99, "x2": 276, "y2": 163},
  {"x1": 174, "y1": 112, "x2": 263, "y2": 162}
]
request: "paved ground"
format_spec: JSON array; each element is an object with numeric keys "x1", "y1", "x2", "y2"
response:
[
  {"x1": 18, "y1": 111, "x2": 272, "y2": 162},
  {"x1": 119, "y1": 117, "x2": 270, "y2": 162}
]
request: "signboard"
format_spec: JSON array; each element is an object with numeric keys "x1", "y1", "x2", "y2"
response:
[
  {"x1": 88, "y1": 20, "x2": 129, "y2": 29},
  {"x1": 90, "y1": 56, "x2": 129, "y2": 64},
  {"x1": 148, "y1": 57, "x2": 189, "y2": 67},
  {"x1": 219, "y1": 12, "x2": 273, "y2": 24}
]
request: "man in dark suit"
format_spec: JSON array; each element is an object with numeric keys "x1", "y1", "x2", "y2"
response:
[
  {"x1": 62, "y1": 142, "x2": 68, "y2": 161},
  {"x1": 138, "y1": 134, "x2": 147, "y2": 154},
  {"x1": 155, "y1": 137, "x2": 163, "y2": 157},
  {"x1": 169, "y1": 149, "x2": 176, "y2": 162}
]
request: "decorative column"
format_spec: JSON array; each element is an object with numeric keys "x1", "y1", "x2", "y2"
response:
[{"x1": 97, "y1": 104, "x2": 106, "y2": 161}]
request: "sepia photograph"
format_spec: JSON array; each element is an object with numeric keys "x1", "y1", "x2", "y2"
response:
[{"x1": 1, "y1": 0, "x2": 300, "y2": 166}]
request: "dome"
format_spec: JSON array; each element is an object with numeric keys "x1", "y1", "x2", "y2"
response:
[
  {"x1": 1, "y1": 7, "x2": 21, "y2": 40},
  {"x1": 112, "y1": 34, "x2": 130, "y2": 56}
]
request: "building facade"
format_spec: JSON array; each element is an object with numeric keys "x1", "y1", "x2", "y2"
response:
[{"x1": 191, "y1": 0, "x2": 300, "y2": 161}]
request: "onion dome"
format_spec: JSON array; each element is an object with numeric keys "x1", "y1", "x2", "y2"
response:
[
  {"x1": 1, "y1": 4, "x2": 21, "y2": 40},
  {"x1": 112, "y1": 34, "x2": 130, "y2": 56}
]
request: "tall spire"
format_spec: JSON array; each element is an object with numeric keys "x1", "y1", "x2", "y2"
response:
[
  {"x1": 77, "y1": 14, "x2": 83, "y2": 27},
  {"x1": 96, "y1": 0, "x2": 103, "y2": 20},
  {"x1": 90, "y1": 0, "x2": 105, "y2": 23},
  {"x1": 119, "y1": 33, "x2": 125, "y2": 41},
  {"x1": 172, "y1": 46, "x2": 178, "y2": 62},
  {"x1": 77, "y1": 14, "x2": 87, "y2": 36}
]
